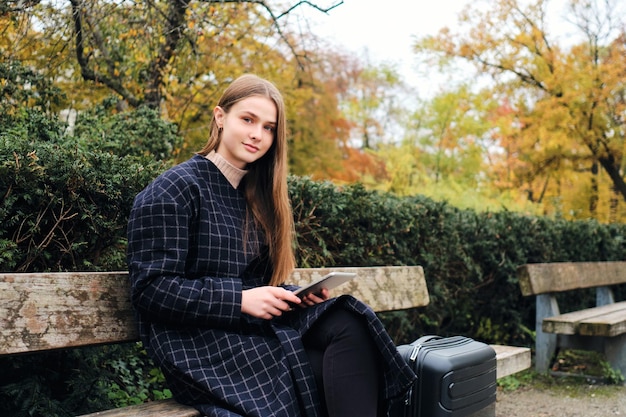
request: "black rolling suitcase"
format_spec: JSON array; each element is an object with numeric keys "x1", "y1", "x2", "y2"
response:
[{"x1": 389, "y1": 335, "x2": 497, "y2": 417}]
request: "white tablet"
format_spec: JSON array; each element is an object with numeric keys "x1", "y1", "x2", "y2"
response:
[{"x1": 292, "y1": 272, "x2": 357, "y2": 299}]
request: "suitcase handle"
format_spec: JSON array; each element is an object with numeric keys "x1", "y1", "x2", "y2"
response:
[
  {"x1": 407, "y1": 335, "x2": 442, "y2": 362},
  {"x1": 410, "y1": 335, "x2": 441, "y2": 346}
]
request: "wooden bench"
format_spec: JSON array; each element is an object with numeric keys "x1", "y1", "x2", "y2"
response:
[
  {"x1": 1, "y1": 266, "x2": 530, "y2": 417},
  {"x1": 517, "y1": 261, "x2": 626, "y2": 376}
]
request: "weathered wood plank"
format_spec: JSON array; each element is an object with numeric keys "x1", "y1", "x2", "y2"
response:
[
  {"x1": 491, "y1": 345, "x2": 531, "y2": 379},
  {"x1": 0, "y1": 266, "x2": 428, "y2": 355},
  {"x1": 290, "y1": 266, "x2": 429, "y2": 312},
  {"x1": 542, "y1": 301, "x2": 626, "y2": 335},
  {"x1": 79, "y1": 398, "x2": 200, "y2": 417},
  {"x1": 0, "y1": 272, "x2": 138, "y2": 355},
  {"x1": 578, "y1": 301, "x2": 626, "y2": 337},
  {"x1": 541, "y1": 317, "x2": 577, "y2": 335},
  {"x1": 517, "y1": 261, "x2": 626, "y2": 296}
]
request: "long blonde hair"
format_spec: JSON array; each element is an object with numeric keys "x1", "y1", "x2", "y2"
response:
[{"x1": 198, "y1": 74, "x2": 295, "y2": 286}]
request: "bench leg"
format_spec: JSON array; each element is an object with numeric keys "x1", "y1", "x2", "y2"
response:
[
  {"x1": 535, "y1": 330, "x2": 557, "y2": 373},
  {"x1": 605, "y1": 333, "x2": 626, "y2": 378},
  {"x1": 535, "y1": 294, "x2": 559, "y2": 373}
]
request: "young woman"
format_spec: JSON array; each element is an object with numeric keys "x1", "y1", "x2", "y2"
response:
[{"x1": 127, "y1": 74, "x2": 415, "y2": 417}]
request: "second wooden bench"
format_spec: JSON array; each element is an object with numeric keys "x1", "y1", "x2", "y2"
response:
[{"x1": 517, "y1": 261, "x2": 626, "y2": 376}]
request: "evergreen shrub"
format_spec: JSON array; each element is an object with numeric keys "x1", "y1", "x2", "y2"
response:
[
  {"x1": 288, "y1": 177, "x2": 626, "y2": 345},
  {"x1": 0, "y1": 61, "x2": 182, "y2": 415}
]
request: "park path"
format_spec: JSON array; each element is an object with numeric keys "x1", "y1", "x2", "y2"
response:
[{"x1": 495, "y1": 384, "x2": 626, "y2": 417}]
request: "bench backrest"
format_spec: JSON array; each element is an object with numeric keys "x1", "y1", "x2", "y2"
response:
[
  {"x1": 517, "y1": 261, "x2": 626, "y2": 296},
  {"x1": 0, "y1": 266, "x2": 427, "y2": 356}
]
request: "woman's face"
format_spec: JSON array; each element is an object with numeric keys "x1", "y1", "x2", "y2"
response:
[{"x1": 214, "y1": 95, "x2": 277, "y2": 169}]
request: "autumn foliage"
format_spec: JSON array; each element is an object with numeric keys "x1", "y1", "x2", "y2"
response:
[
  {"x1": 2, "y1": 0, "x2": 625, "y2": 223},
  {"x1": 414, "y1": 0, "x2": 626, "y2": 222}
]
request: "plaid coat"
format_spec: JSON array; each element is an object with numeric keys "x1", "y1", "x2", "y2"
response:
[{"x1": 127, "y1": 155, "x2": 415, "y2": 417}]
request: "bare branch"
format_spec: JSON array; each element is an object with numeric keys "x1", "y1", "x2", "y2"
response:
[
  {"x1": 70, "y1": 0, "x2": 140, "y2": 106},
  {"x1": 144, "y1": 0, "x2": 189, "y2": 108},
  {"x1": 69, "y1": 0, "x2": 343, "y2": 108},
  {"x1": 250, "y1": 0, "x2": 342, "y2": 71},
  {"x1": 197, "y1": 1, "x2": 343, "y2": 71},
  {"x1": 276, "y1": 0, "x2": 343, "y2": 20},
  {"x1": 0, "y1": 0, "x2": 41, "y2": 13}
]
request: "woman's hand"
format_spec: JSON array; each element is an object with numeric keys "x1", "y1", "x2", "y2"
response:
[
  {"x1": 241, "y1": 286, "x2": 302, "y2": 319},
  {"x1": 299, "y1": 288, "x2": 330, "y2": 307},
  {"x1": 241, "y1": 287, "x2": 330, "y2": 320}
]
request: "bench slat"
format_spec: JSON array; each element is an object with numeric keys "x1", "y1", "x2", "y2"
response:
[
  {"x1": 542, "y1": 301, "x2": 626, "y2": 336},
  {"x1": 579, "y1": 301, "x2": 626, "y2": 337},
  {"x1": 0, "y1": 266, "x2": 428, "y2": 355},
  {"x1": 517, "y1": 261, "x2": 626, "y2": 296},
  {"x1": 290, "y1": 266, "x2": 429, "y2": 312},
  {"x1": 491, "y1": 345, "x2": 531, "y2": 379},
  {"x1": 0, "y1": 272, "x2": 138, "y2": 355},
  {"x1": 79, "y1": 398, "x2": 200, "y2": 417}
]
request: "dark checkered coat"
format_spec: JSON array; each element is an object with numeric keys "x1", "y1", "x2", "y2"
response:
[{"x1": 127, "y1": 155, "x2": 415, "y2": 417}]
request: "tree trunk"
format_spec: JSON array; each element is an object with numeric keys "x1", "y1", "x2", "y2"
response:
[{"x1": 589, "y1": 160, "x2": 598, "y2": 216}]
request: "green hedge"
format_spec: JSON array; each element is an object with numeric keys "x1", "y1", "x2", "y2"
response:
[
  {"x1": 288, "y1": 178, "x2": 626, "y2": 345},
  {"x1": 0, "y1": 105, "x2": 180, "y2": 272},
  {"x1": 0, "y1": 87, "x2": 181, "y2": 415}
]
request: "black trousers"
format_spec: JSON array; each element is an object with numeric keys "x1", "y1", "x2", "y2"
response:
[{"x1": 303, "y1": 308, "x2": 381, "y2": 417}]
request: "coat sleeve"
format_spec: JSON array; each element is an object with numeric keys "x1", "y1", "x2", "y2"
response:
[{"x1": 126, "y1": 172, "x2": 242, "y2": 330}]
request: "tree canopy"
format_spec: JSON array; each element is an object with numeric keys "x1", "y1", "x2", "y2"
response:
[
  {"x1": 413, "y1": 0, "x2": 626, "y2": 222},
  {"x1": 2, "y1": 0, "x2": 625, "y2": 222}
]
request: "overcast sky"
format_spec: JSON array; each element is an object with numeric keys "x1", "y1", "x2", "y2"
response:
[
  {"x1": 302, "y1": 0, "x2": 471, "y2": 60},
  {"x1": 291, "y1": 0, "x2": 578, "y2": 97},
  {"x1": 293, "y1": 0, "x2": 473, "y2": 90}
]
